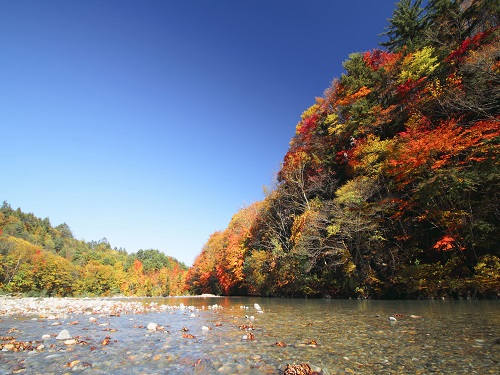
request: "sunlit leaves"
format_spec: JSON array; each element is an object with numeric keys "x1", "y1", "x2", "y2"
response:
[
  {"x1": 398, "y1": 46, "x2": 440, "y2": 83},
  {"x1": 388, "y1": 117, "x2": 500, "y2": 188}
]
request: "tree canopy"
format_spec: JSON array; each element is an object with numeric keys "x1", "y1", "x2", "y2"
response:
[{"x1": 187, "y1": 0, "x2": 500, "y2": 298}]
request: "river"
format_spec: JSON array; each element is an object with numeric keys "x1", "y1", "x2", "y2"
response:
[{"x1": 0, "y1": 297, "x2": 498, "y2": 374}]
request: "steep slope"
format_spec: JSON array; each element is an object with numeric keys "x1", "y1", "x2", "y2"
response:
[{"x1": 188, "y1": 0, "x2": 500, "y2": 298}]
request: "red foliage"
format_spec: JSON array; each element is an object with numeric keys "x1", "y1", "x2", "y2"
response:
[
  {"x1": 363, "y1": 49, "x2": 401, "y2": 71},
  {"x1": 396, "y1": 77, "x2": 426, "y2": 99},
  {"x1": 336, "y1": 149, "x2": 353, "y2": 165},
  {"x1": 445, "y1": 28, "x2": 497, "y2": 64},
  {"x1": 297, "y1": 114, "x2": 319, "y2": 135}
]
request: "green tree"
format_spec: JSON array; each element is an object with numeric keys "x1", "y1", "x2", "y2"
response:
[{"x1": 380, "y1": 0, "x2": 427, "y2": 52}]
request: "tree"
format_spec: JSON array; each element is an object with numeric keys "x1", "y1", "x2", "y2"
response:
[{"x1": 380, "y1": 0, "x2": 427, "y2": 52}]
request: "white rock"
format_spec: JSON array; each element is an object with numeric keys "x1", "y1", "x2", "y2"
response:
[
  {"x1": 202, "y1": 326, "x2": 210, "y2": 331},
  {"x1": 147, "y1": 322, "x2": 158, "y2": 331},
  {"x1": 254, "y1": 303, "x2": 262, "y2": 311},
  {"x1": 41, "y1": 334, "x2": 51, "y2": 340},
  {"x1": 56, "y1": 329, "x2": 71, "y2": 340},
  {"x1": 389, "y1": 316, "x2": 397, "y2": 322},
  {"x1": 89, "y1": 317, "x2": 97, "y2": 323},
  {"x1": 64, "y1": 339, "x2": 77, "y2": 345}
]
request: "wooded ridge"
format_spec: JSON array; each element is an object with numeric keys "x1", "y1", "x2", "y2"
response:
[{"x1": 186, "y1": 0, "x2": 500, "y2": 298}]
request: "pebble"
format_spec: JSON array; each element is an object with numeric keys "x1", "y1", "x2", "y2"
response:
[
  {"x1": 147, "y1": 323, "x2": 158, "y2": 331},
  {"x1": 56, "y1": 329, "x2": 71, "y2": 340}
]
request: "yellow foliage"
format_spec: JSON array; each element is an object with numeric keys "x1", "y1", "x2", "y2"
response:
[
  {"x1": 398, "y1": 46, "x2": 440, "y2": 83},
  {"x1": 326, "y1": 113, "x2": 344, "y2": 136},
  {"x1": 352, "y1": 135, "x2": 395, "y2": 176},
  {"x1": 300, "y1": 103, "x2": 321, "y2": 120},
  {"x1": 290, "y1": 209, "x2": 317, "y2": 246},
  {"x1": 334, "y1": 176, "x2": 375, "y2": 206}
]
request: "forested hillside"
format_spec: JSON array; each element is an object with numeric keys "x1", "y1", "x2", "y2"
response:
[
  {"x1": 0, "y1": 202, "x2": 187, "y2": 296},
  {"x1": 187, "y1": 0, "x2": 500, "y2": 298}
]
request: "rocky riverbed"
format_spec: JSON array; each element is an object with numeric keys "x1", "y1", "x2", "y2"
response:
[
  {"x1": 1, "y1": 297, "x2": 499, "y2": 374},
  {"x1": 0, "y1": 297, "x2": 324, "y2": 374}
]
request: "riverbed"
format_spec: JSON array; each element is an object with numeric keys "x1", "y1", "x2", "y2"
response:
[{"x1": 0, "y1": 297, "x2": 499, "y2": 374}]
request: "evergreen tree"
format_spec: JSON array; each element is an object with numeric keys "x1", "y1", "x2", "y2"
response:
[{"x1": 380, "y1": 0, "x2": 427, "y2": 52}]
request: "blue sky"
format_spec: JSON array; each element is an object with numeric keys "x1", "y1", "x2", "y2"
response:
[{"x1": 1, "y1": 0, "x2": 397, "y2": 265}]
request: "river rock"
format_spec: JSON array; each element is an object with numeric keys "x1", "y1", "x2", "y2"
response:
[
  {"x1": 147, "y1": 322, "x2": 158, "y2": 331},
  {"x1": 3, "y1": 344, "x2": 15, "y2": 351},
  {"x1": 56, "y1": 329, "x2": 71, "y2": 340}
]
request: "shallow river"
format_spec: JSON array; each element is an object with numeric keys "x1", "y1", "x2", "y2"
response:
[{"x1": 1, "y1": 297, "x2": 499, "y2": 374}]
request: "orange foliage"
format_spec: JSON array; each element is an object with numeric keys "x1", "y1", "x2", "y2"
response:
[
  {"x1": 388, "y1": 117, "x2": 500, "y2": 187},
  {"x1": 187, "y1": 202, "x2": 262, "y2": 295},
  {"x1": 336, "y1": 86, "x2": 371, "y2": 106},
  {"x1": 433, "y1": 235, "x2": 461, "y2": 251}
]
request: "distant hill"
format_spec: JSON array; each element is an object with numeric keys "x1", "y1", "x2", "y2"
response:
[
  {"x1": 0, "y1": 201, "x2": 188, "y2": 297},
  {"x1": 186, "y1": 0, "x2": 500, "y2": 298}
]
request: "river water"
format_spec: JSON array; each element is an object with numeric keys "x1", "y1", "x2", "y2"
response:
[{"x1": 0, "y1": 297, "x2": 499, "y2": 374}]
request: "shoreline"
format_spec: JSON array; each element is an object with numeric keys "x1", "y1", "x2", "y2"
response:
[{"x1": 0, "y1": 295, "x2": 218, "y2": 317}]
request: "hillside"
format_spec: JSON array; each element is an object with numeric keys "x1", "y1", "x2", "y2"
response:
[
  {"x1": 0, "y1": 202, "x2": 188, "y2": 296},
  {"x1": 186, "y1": 0, "x2": 500, "y2": 298}
]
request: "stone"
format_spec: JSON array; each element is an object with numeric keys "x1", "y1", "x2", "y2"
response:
[
  {"x1": 147, "y1": 322, "x2": 158, "y2": 331},
  {"x1": 56, "y1": 329, "x2": 71, "y2": 340}
]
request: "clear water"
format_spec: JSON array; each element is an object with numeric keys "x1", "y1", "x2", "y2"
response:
[{"x1": 0, "y1": 297, "x2": 499, "y2": 374}]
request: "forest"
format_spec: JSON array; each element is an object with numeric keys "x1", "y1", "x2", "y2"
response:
[
  {"x1": 186, "y1": 0, "x2": 500, "y2": 298},
  {"x1": 0, "y1": 202, "x2": 188, "y2": 297},
  {"x1": 2, "y1": 0, "x2": 498, "y2": 299}
]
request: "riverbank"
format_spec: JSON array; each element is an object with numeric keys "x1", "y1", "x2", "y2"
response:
[
  {"x1": 0, "y1": 296, "x2": 168, "y2": 317},
  {"x1": 0, "y1": 295, "x2": 224, "y2": 318}
]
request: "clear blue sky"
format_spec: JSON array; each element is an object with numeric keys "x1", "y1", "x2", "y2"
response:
[{"x1": 1, "y1": 0, "x2": 397, "y2": 265}]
